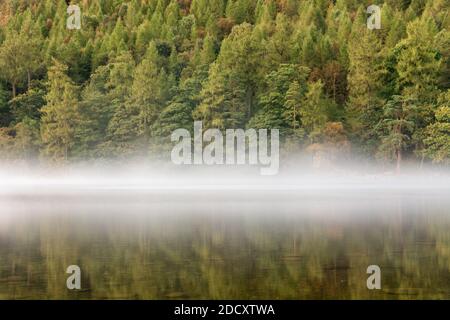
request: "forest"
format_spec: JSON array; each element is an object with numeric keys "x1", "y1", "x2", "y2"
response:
[{"x1": 0, "y1": 0, "x2": 448, "y2": 169}]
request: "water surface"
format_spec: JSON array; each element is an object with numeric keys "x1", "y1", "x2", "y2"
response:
[{"x1": 0, "y1": 190, "x2": 449, "y2": 299}]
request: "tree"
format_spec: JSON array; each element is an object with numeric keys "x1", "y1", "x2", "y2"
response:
[
  {"x1": 0, "y1": 83, "x2": 10, "y2": 127},
  {"x1": 99, "y1": 52, "x2": 138, "y2": 157},
  {"x1": 321, "y1": 60, "x2": 347, "y2": 105},
  {"x1": 0, "y1": 34, "x2": 32, "y2": 97},
  {"x1": 396, "y1": 18, "x2": 443, "y2": 94},
  {"x1": 284, "y1": 81, "x2": 303, "y2": 131},
  {"x1": 128, "y1": 42, "x2": 172, "y2": 141},
  {"x1": 395, "y1": 17, "x2": 444, "y2": 125},
  {"x1": 266, "y1": 13, "x2": 293, "y2": 66},
  {"x1": 0, "y1": 127, "x2": 15, "y2": 160},
  {"x1": 247, "y1": 64, "x2": 308, "y2": 136},
  {"x1": 423, "y1": 90, "x2": 450, "y2": 164},
  {"x1": 301, "y1": 80, "x2": 331, "y2": 143},
  {"x1": 9, "y1": 82, "x2": 45, "y2": 123},
  {"x1": 14, "y1": 116, "x2": 40, "y2": 160},
  {"x1": 40, "y1": 60, "x2": 81, "y2": 162},
  {"x1": 191, "y1": 0, "x2": 226, "y2": 26},
  {"x1": 0, "y1": 10, "x2": 43, "y2": 96},
  {"x1": 307, "y1": 121, "x2": 350, "y2": 168},
  {"x1": 225, "y1": 0, "x2": 254, "y2": 24},
  {"x1": 346, "y1": 8, "x2": 385, "y2": 152},
  {"x1": 322, "y1": 122, "x2": 350, "y2": 158},
  {"x1": 194, "y1": 23, "x2": 263, "y2": 129},
  {"x1": 376, "y1": 95, "x2": 418, "y2": 171}
]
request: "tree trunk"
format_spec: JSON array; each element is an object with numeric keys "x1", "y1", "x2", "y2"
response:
[
  {"x1": 333, "y1": 74, "x2": 337, "y2": 102},
  {"x1": 293, "y1": 108, "x2": 297, "y2": 130},
  {"x1": 12, "y1": 83, "x2": 16, "y2": 98},
  {"x1": 420, "y1": 153, "x2": 425, "y2": 170},
  {"x1": 246, "y1": 87, "x2": 253, "y2": 120},
  {"x1": 396, "y1": 149, "x2": 402, "y2": 173},
  {"x1": 64, "y1": 143, "x2": 68, "y2": 162},
  {"x1": 27, "y1": 70, "x2": 31, "y2": 90}
]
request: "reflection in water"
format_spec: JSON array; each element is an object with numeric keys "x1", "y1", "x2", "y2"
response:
[{"x1": 0, "y1": 191, "x2": 449, "y2": 300}]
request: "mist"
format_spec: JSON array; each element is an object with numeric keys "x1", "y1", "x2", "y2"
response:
[{"x1": 1, "y1": 158, "x2": 450, "y2": 197}]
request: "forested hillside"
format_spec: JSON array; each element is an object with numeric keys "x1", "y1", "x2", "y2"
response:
[{"x1": 0, "y1": 0, "x2": 448, "y2": 167}]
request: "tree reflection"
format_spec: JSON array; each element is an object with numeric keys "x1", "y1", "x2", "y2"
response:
[{"x1": 0, "y1": 196, "x2": 449, "y2": 299}]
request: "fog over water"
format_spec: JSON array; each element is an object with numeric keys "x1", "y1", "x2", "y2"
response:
[
  {"x1": 0, "y1": 163, "x2": 449, "y2": 299},
  {"x1": 1, "y1": 162, "x2": 450, "y2": 194}
]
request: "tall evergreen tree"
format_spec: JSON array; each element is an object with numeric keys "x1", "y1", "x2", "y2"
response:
[
  {"x1": 346, "y1": 9, "x2": 385, "y2": 153},
  {"x1": 195, "y1": 23, "x2": 262, "y2": 129},
  {"x1": 376, "y1": 95, "x2": 418, "y2": 170},
  {"x1": 423, "y1": 90, "x2": 450, "y2": 164},
  {"x1": 40, "y1": 60, "x2": 81, "y2": 162}
]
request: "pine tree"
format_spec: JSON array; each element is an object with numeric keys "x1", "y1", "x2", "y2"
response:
[
  {"x1": 128, "y1": 42, "x2": 172, "y2": 142},
  {"x1": 396, "y1": 17, "x2": 443, "y2": 106},
  {"x1": 194, "y1": 23, "x2": 263, "y2": 129},
  {"x1": 191, "y1": 0, "x2": 210, "y2": 26},
  {"x1": 9, "y1": 83, "x2": 46, "y2": 123},
  {"x1": 0, "y1": 127, "x2": 15, "y2": 160},
  {"x1": 284, "y1": 81, "x2": 303, "y2": 131},
  {"x1": 376, "y1": 95, "x2": 418, "y2": 170},
  {"x1": 14, "y1": 116, "x2": 40, "y2": 160},
  {"x1": 101, "y1": 52, "x2": 140, "y2": 157},
  {"x1": 346, "y1": 10, "x2": 385, "y2": 152},
  {"x1": 0, "y1": 31, "x2": 41, "y2": 97},
  {"x1": 248, "y1": 64, "x2": 308, "y2": 133},
  {"x1": 0, "y1": 83, "x2": 9, "y2": 127},
  {"x1": 423, "y1": 90, "x2": 450, "y2": 164},
  {"x1": 266, "y1": 13, "x2": 293, "y2": 66},
  {"x1": 40, "y1": 60, "x2": 81, "y2": 162},
  {"x1": 225, "y1": 0, "x2": 254, "y2": 24},
  {"x1": 301, "y1": 80, "x2": 330, "y2": 143}
]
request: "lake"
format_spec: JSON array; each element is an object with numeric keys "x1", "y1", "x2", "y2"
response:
[{"x1": 0, "y1": 187, "x2": 449, "y2": 300}]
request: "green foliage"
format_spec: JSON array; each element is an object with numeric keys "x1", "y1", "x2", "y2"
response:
[
  {"x1": 0, "y1": 83, "x2": 10, "y2": 127},
  {"x1": 0, "y1": 0, "x2": 448, "y2": 168},
  {"x1": 0, "y1": 30, "x2": 41, "y2": 97},
  {"x1": 346, "y1": 20, "x2": 384, "y2": 142},
  {"x1": 396, "y1": 17, "x2": 443, "y2": 100},
  {"x1": 9, "y1": 82, "x2": 45, "y2": 123},
  {"x1": 376, "y1": 95, "x2": 418, "y2": 168},
  {"x1": 194, "y1": 23, "x2": 262, "y2": 129},
  {"x1": 40, "y1": 60, "x2": 81, "y2": 162},
  {"x1": 14, "y1": 116, "x2": 40, "y2": 159},
  {"x1": 248, "y1": 64, "x2": 309, "y2": 137},
  {"x1": 301, "y1": 80, "x2": 333, "y2": 143},
  {"x1": 129, "y1": 42, "x2": 173, "y2": 137},
  {"x1": 423, "y1": 91, "x2": 450, "y2": 164}
]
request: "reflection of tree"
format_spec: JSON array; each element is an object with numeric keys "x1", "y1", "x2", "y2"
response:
[{"x1": 0, "y1": 198, "x2": 449, "y2": 299}]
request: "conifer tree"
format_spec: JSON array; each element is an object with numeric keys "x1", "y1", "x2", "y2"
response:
[
  {"x1": 423, "y1": 90, "x2": 450, "y2": 164},
  {"x1": 301, "y1": 80, "x2": 330, "y2": 143},
  {"x1": 128, "y1": 42, "x2": 172, "y2": 141},
  {"x1": 195, "y1": 23, "x2": 262, "y2": 129},
  {"x1": 376, "y1": 95, "x2": 418, "y2": 170},
  {"x1": 396, "y1": 18, "x2": 443, "y2": 104},
  {"x1": 40, "y1": 60, "x2": 81, "y2": 162},
  {"x1": 0, "y1": 31, "x2": 41, "y2": 97},
  {"x1": 346, "y1": 10, "x2": 385, "y2": 152}
]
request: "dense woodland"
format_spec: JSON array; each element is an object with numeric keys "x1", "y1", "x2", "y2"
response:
[{"x1": 0, "y1": 0, "x2": 448, "y2": 168}]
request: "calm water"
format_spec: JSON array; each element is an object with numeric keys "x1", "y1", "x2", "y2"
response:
[{"x1": 0, "y1": 190, "x2": 449, "y2": 300}]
